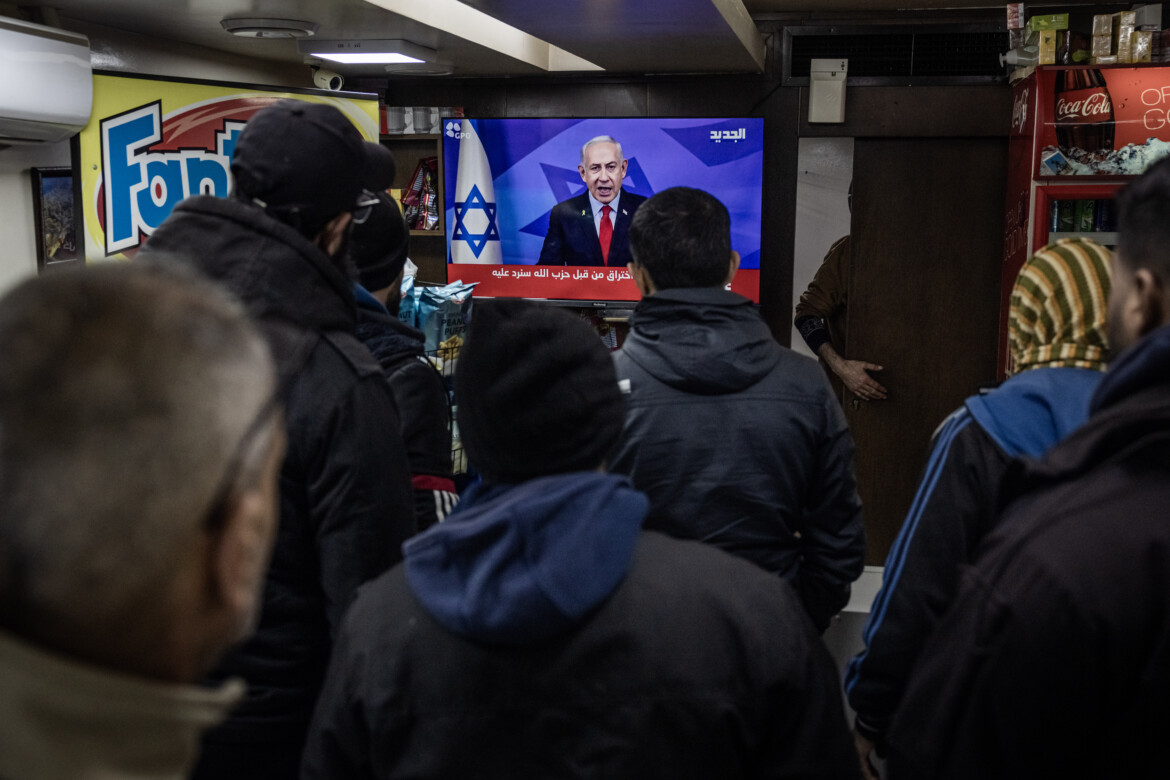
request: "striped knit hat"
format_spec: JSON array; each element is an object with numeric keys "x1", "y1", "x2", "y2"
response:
[{"x1": 1008, "y1": 236, "x2": 1112, "y2": 375}]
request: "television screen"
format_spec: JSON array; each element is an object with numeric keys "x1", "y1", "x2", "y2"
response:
[{"x1": 441, "y1": 117, "x2": 765, "y2": 303}]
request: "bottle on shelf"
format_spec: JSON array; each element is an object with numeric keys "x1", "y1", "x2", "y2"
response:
[
  {"x1": 1053, "y1": 68, "x2": 1115, "y2": 153},
  {"x1": 1000, "y1": 46, "x2": 1039, "y2": 67}
]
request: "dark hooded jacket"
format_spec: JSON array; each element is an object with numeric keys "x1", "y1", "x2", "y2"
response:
[
  {"x1": 609, "y1": 287, "x2": 864, "y2": 632},
  {"x1": 139, "y1": 195, "x2": 415, "y2": 762},
  {"x1": 302, "y1": 471, "x2": 859, "y2": 780},
  {"x1": 886, "y1": 324, "x2": 1170, "y2": 779},
  {"x1": 354, "y1": 284, "x2": 456, "y2": 531},
  {"x1": 844, "y1": 366, "x2": 1103, "y2": 743}
]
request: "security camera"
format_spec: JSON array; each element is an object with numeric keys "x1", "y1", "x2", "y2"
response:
[{"x1": 311, "y1": 66, "x2": 345, "y2": 91}]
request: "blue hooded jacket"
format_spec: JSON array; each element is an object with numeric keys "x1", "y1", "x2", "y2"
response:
[
  {"x1": 965, "y1": 366, "x2": 1103, "y2": 458},
  {"x1": 403, "y1": 472, "x2": 649, "y2": 645}
]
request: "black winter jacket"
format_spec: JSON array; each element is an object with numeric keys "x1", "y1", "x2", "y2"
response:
[
  {"x1": 610, "y1": 287, "x2": 865, "y2": 631},
  {"x1": 354, "y1": 285, "x2": 456, "y2": 531},
  {"x1": 303, "y1": 472, "x2": 859, "y2": 780},
  {"x1": 886, "y1": 323, "x2": 1170, "y2": 780},
  {"x1": 139, "y1": 196, "x2": 415, "y2": 763},
  {"x1": 844, "y1": 367, "x2": 1102, "y2": 743}
]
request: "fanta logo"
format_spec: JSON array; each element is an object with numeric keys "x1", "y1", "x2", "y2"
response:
[{"x1": 99, "y1": 100, "x2": 249, "y2": 255}]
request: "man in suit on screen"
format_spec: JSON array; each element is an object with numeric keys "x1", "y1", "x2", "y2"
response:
[{"x1": 538, "y1": 135, "x2": 647, "y2": 266}]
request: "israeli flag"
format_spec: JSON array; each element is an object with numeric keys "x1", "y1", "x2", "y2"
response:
[{"x1": 450, "y1": 119, "x2": 501, "y2": 264}]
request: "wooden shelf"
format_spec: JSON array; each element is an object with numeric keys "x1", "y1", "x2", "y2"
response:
[{"x1": 382, "y1": 133, "x2": 448, "y2": 285}]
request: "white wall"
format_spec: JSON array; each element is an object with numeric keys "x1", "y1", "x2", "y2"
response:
[
  {"x1": 0, "y1": 143, "x2": 71, "y2": 293},
  {"x1": 790, "y1": 137, "x2": 854, "y2": 358},
  {"x1": 0, "y1": 16, "x2": 308, "y2": 296}
]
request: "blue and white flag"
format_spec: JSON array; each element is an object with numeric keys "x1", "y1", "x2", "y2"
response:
[{"x1": 449, "y1": 119, "x2": 501, "y2": 264}]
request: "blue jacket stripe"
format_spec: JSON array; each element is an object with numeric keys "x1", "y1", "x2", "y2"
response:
[{"x1": 844, "y1": 409, "x2": 973, "y2": 693}]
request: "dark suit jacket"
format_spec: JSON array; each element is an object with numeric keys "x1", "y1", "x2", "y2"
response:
[{"x1": 537, "y1": 191, "x2": 647, "y2": 266}]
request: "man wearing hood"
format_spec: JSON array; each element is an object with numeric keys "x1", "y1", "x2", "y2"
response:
[
  {"x1": 843, "y1": 236, "x2": 1112, "y2": 779},
  {"x1": 884, "y1": 158, "x2": 1170, "y2": 779},
  {"x1": 609, "y1": 186, "x2": 865, "y2": 634},
  {"x1": 139, "y1": 100, "x2": 416, "y2": 778},
  {"x1": 302, "y1": 300, "x2": 859, "y2": 779},
  {"x1": 348, "y1": 191, "x2": 457, "y2": 530}
]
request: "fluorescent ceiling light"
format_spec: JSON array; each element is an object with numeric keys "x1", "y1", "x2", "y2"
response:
[
  {"x1": 313, "y1": 52, "x2": 422, "y2": 65},
  {"x1": 298, "y1": 38, "x2": 434, "y2": 65}
]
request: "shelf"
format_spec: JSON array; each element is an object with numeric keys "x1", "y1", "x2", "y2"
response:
[
  {"x1": 380, "y1": 132, "x2": 448, "y2": 285},
  {"x1": 1048, "y1": 231, "x2": 1118, "y2": 244}
]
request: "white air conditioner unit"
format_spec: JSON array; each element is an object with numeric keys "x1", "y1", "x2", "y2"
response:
[{"x1": 0, "y1": 17, "x2": 91, "y2": 145}]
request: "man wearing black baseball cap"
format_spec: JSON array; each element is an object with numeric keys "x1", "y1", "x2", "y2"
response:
[{"x1": 140, "y1": 99, "x2": 416, "y2": 779}]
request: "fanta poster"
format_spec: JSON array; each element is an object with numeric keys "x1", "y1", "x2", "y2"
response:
[
  {"x1": 441, "y1": 117, "x2": 765, "y2": 302},
  {"x1": 1038, "y1": 65, "x2": 1170, "y2": 176},
  {"x1": 79, "y1": 73, "x2": 380, "y2": 261}
]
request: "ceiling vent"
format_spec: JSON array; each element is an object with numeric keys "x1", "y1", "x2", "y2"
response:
[{"x1": 782, "y1": 25, "x2": 1007, "y2": 86}]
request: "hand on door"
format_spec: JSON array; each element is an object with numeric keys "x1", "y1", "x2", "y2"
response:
[{"x1": 819, "y1": 344, "x2": 887, "y2": 400}]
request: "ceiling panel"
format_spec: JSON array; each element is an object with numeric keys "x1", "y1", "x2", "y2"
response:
[
  {"x1": 460, "y1": 0, "x2": 766, "y2": 72},
  {"x1": 7, "y1": 0, "x2": 1100, "y2": 78}
]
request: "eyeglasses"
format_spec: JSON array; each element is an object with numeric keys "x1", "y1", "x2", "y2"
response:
[{"x1": 352, "y1": 189, "x2": 381, "y2": 225}]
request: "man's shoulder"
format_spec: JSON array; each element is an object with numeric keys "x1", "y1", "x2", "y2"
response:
[
  {"x1": 552, "y1": 193, "x2": 590, "y2": 215},
  {"x1": 620, "y1": 191, "x2": 649, "y2": 208},
  {"x1": 319, "y1": 329, "x2": 389, "y2": 380}
]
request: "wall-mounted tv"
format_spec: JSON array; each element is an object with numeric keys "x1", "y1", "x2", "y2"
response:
[{"x1": 441, "y1": 117, "x2": 765, "y2": 304}]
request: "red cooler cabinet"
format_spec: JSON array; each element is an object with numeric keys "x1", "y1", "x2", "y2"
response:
[{"x1": 1001, "y1": 63, "x2": 1170, "y2": 375}]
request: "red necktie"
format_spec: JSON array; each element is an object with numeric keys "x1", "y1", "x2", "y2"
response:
[{"x1": 599, "y1": 204, "x2": 613, "y2": 265}]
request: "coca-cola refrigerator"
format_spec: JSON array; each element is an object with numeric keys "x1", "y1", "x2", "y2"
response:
[{"x1": 1001, "y1": 63, "x2": 1170, "y2": 374}]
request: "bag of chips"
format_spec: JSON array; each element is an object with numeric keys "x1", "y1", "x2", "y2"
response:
[
  {"x1": 398, "y1": 274, "x2": 419, "y2": 328},
  {"x1": 417, "y1": 281, "x2": 477, "y2": 364}
]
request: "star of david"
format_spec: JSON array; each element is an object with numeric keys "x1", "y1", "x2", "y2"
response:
[{"x1": 452, "y1": 184, "x2": 500, "y2": 259}]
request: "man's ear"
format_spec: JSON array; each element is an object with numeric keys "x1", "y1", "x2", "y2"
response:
[
  {"x1": 628, "y1": 261, "x2": 655, "y2": 296},
  {"x1": 316, "y1": 212, "x2": 352, "y2": 256},
  {"x1": 206, "y1": 489, "x2": 274, "y2": 631},
  {"x1": 725, "y1": 250, "x2": 741, "y2": 287},
  {"x1": 578, "y1": 164, "x2": 587, "y2": 182},
  {"x1": 1134, "y1": 268, "x2": 1167, "y2": 337}
]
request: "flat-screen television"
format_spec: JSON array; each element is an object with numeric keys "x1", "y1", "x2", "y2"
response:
[{"x1": 441, "y1": 117, "x2": 765, "y2": 305}]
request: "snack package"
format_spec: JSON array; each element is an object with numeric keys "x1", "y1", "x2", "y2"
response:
[
  {"x1": 1028, "y1": 13, "x2": 1068, "y2": 31},
  {"x1": 398, "y1": 274, "x2": 419, "y2": 328},
  {"x1": 417, "y1": 280, "x2": 477, "y2": 357},
  {"x1": 1133, "y1": 30, "x2": 1153, "y2": 63}
]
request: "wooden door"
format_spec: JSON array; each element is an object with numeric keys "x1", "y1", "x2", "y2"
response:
[{"x1": 847, "y1": 138, "x2": 1006, "y2": 564}]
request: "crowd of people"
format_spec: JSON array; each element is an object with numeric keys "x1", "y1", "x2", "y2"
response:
[{"x1": 1, "y1": 98, "x2": 1168, "y2": 779}]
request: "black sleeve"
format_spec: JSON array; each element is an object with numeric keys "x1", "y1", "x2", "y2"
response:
[
  {"x1": 307, "y1": 374, "x2": 416, "y2": 636},
  {"x1": 843, "y1": 410, "x2": 1009, "y2": 741},
  {"x1": 755, "y1": 579, "x2": 861, "y2": 779},
  {"x1": 794, "y1": 314, "x2": 831, "y2": 355},
  {"x1": 797, "y1": 387, "x2": 866, "y2": 632}
]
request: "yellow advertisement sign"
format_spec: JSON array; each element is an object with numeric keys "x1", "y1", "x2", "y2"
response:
[{"x1": 78, "y1": 73, "x2": 380, "y2": 261}]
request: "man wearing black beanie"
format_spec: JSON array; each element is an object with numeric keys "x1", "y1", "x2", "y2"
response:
[
  {"x1": 349, "y1": 191, "x2": 457, "y2": 530},
  {"x1": 303, "y1": 299, "x2": 859, "y2": 779}
]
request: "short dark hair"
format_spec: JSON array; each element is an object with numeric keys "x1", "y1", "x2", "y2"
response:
[
  {"x1": 1116, "y1": 156, "x2": 1170, "y2": 281},
  {"x1": 628, "y1": 187, "x2": 732, "y2": 290}
]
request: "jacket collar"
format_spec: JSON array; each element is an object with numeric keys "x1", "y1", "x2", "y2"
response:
[
  {"x1": 0, "y1": 629, "x2": 242, "y2": 780},
  {"x1": 158, "y1": 196, "x2": 357, "y2": 333}
]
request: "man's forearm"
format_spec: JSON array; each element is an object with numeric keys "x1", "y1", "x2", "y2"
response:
[{"x1": 817, "y1": 341, "x2": 847, "y2": 372}]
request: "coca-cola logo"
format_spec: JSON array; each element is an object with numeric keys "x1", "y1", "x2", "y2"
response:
[
  {"x1": 1056, "y1": 90, "x2": 1112, "y2": 123},
  {"x1": 1012, "y1": 87, "x2": 1029, "y2": 133}
]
